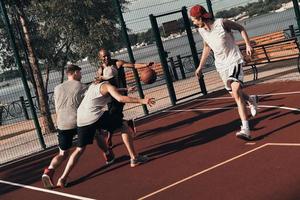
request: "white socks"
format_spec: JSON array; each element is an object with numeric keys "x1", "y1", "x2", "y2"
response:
[{"x1": 242, "y1": 120, "x2": 249, "y2": 130}]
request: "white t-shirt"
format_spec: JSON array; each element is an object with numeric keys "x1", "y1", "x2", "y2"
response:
[
  {"x1": 198, "y1": 18, "x2": 243, "y2": 72},
  {"x1": 77, "y1": 82, "x2": 111, "y2": 127},
  {"x1": 54, "y1": 80, "x2": 87, "y2": 130}
]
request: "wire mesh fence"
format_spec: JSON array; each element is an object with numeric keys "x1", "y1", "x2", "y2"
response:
[{"x1": 1, "y1": 0, "x2": 300, "y2": 165}]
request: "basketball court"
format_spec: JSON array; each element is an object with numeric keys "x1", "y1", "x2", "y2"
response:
[{"x1": 1, "y1": 81, "x2": 300, "y2": 200}]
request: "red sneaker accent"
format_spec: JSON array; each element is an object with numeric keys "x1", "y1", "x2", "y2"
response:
[{"x1": 42, "y1": 168, "x2": 54, "y2": 189}]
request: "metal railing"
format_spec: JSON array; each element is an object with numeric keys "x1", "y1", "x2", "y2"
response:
[{"x1": 0, "y1": 92, "x2": 55, "y2": 125}]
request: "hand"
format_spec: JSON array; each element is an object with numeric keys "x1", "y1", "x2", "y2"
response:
[
  {"x1": 143, "y1": 97, "x2": 156, "y2": 107},
  {"x1": 195, "y1": 67, "x2": 202, "y2": 78},
  {"x1": 93, "y1": 76, "x2": 103, "y2": 84},
  {"x1": 246, "y1": 44, "x2": 253, "y2": 56},
  {"x1": 127, "y1": 86, "x2": 137, "y2": 93}
]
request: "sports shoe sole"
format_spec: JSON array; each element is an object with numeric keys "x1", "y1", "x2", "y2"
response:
[
  {"x1": 236, "y1": 133, "x2": 252, "y2": 141},
  {"x1": 42, "y1": 174, "x2": 54, "y2": 189}
]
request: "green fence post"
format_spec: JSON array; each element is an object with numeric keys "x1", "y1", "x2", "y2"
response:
[
  {"x1": 206, "y1": 0, "x2": 214, "y2": 19},
  {"x1": 176, "y1": 55, "x2": 186, "y2": 79},
  {"x1": 0, "y1": 0, "x2": 46, "y2": 149},
  {"x1": 292, "y1": 0, "x2": 300, "y2": 29},
  {"x1": 20, "y1": 96, "x2": 30, "y2": 120},
  {"x1": 149, "y1": 14, "x2": 176, "y2": 105},
  {"x1": 113, "y1": 0, "x2": 148, "y2": 115},
  {"x1": 181, "y1": 7, "x2": 207, "y2": 95}
]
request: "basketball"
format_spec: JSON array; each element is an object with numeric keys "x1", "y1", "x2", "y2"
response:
[{"x1": 140, "y1": 67, "x2": 157, "y2": 84}]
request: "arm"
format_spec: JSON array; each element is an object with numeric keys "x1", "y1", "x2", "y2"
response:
[
  {"x1": 101, "y1": 83, "x2": 155, "y2": 106},
  {"x1": 117, "y1": 86, "x2": 136, "y2": 93},
  {"x1": 223, "y1": 19, "x2": 253, "y2": 56},
  {"x1": 195, "y1": 42, "x2": 211, "y2": 78},
  {"x1": 116, "y1": 60, "x2": 153, "y2": 69}
]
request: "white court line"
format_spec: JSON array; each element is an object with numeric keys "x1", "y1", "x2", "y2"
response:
[
  {"x1": 163, "y1": 105, "x2": 300, "y2": 113},
  {"x1": 0, "y1": 180, "x2": 96, "y2": 200},
  {"x1": 138, "y1": 143, "x2": 300, "y2": 200},
  {"x1": 162, "y1": 107, "x2": 236, "y2": 112},
  {"x1": 191, "y1": 91, "x2": 300, "y2": 101},
  {"x1": 258, "y1": 105, "x2": 300, "y2": 112},
  {"x1": 258, "y1": 91, "x2": 300, "y2": 97},
  {"x1": 266, "y1": 143, "x2": 300, "y2": 146}
]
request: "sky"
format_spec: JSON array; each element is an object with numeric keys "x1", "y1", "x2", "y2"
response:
[{"x1": 123, "y1": 0, "x2": 259, "y2": 33}]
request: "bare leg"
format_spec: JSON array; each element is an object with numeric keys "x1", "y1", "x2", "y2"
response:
[
  {"x1": 95, "y1": 129, "x2": 109, "y2": 152},
  {"x1": 48, "y1": 149, "x2": 70, "y2": 169},
  {"x1": 231, "y1": 82, "x2": 248, "y2": 121},
  {"x1": 119, "y1": 122, "x2": 137, "y2": 159},
  {"x1": 57, "y1": 146, "x2": 86, "y2": 187}
]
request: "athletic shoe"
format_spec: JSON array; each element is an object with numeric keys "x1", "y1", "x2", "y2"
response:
[
  {"x1": 236, "y1": 127, "x2": 252, "y2": 141},
  {"x1": 42, "y1": 168, "x2": 54, "y2": 189},
  {"x1": 104, "y1": 149, "x2": 115, "y2": 165},
  {"x1": 249, "y1": 95, "x2": 259, "y2": 117},
  {"x1": 130, "y1": 155, "x2": 149, "y2": 167},
  {"x1": 127, "y1": 119, "x2": 136, "y2": 134}
]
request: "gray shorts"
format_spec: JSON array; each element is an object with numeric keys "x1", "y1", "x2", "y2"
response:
[{"x1": 219, "y1": 63, "x2": 244, "y2": 92}]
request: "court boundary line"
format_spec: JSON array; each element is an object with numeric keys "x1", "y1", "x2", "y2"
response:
[
  {"x1": 0, "y1": 180, "x2": 96, "y2": 200},
  {"x1": 190, "y1": 91, "x2": 300, "y2": 101},
  {"x1": 138, "y1": 143, "x2": 300, "y2": 200},
  {"x1": 162, "y1": 105, "x2": 300, "y2": 112}
]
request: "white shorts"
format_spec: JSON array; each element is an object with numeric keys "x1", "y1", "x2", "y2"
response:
[{"x1": 219, "y1": 63, "x2": 244, "y2": 92}]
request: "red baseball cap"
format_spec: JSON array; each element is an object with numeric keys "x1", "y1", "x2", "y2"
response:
[{"x1": 190, "y1": 5, "x2": 212, "y2": 19}]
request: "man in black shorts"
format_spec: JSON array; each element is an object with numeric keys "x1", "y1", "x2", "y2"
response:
[
  {"x1": 41, "y1": 64, "x2": 114, "y2": 189},
  {"x1": 98, "y1": 48, "x2": 153, "y2": 148},
  {"x1": 56, "y1": 70, "x2": 155, "y2": 187}
]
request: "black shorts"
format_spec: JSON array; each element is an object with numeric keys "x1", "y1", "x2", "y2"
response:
[
  {"x1": 57, "y1": 129, "x2": 77, "y2": 150},
  {"x1": 108, "y1": 98, "x2": 125, "y2": 117},
  {"x1": 77, "y1": 111, "x2": 124, "y2": 147}
]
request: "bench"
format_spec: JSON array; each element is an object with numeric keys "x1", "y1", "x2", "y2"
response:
[
  {"x1": 237, "y1": 31, "x2": 286, "y2": 47},
  {"x1": 125, "y1": 63, "x2": 164, "y2": 84},
  {"x1": 238, "y1": 31, "x2": 300, "y2": 80}
]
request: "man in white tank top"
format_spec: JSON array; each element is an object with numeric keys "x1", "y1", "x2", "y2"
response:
[
  {"x1": 56, "y1": 67, "x2": 156, "y2": 187},
  {"x1": 190, "y1": 5, "x2": 259, "y2": 140},
  {"x1": 41, "y1": 64, "x2": 114, "y2": 189}
]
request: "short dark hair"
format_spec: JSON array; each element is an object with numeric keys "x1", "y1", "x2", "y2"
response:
[{"x1": 66, "y1": 64, "x2": 81, "y2": 74}]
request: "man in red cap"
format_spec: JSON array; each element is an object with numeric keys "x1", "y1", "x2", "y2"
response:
[{"x1": 190, "y1": 5, "x2": 258, "y2": 140}]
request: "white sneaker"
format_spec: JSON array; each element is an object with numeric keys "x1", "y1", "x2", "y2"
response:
[
  {"x1": 248, "y1": 95, "x2": 258, "y2": 117},
  {"x1": 236, "y1": 127, "x2": 252, "y2": 141}
]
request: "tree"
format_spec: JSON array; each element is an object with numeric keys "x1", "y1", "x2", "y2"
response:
[
  {"x1": 0, "y1": 21, "x2": 16, "y2": 75},
  {"x1": 15, "y1": 0, "x2": 56, "y2": 133},
  {"x1": 1, "y1": 0, "x2": 129, "y2": 134},
  {"x1": 29, "y1": 0, "x2": 126, "y2": 67}
]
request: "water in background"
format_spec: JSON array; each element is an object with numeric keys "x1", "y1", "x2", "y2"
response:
[{"x1": 0, "y1": 8, "x2": 297, "y2": 105}]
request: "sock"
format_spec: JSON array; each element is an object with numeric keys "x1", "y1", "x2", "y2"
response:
[{"x1": 242, "y1": 120, "x2": 249, "y2": 130}]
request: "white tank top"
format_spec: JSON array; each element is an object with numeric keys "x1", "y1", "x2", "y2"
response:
[
  {"x1": 77, "y1": 82, "x2": 111, "y2": 127},
  {"x1": 198, "y1": 18, "x2": 243, "y2": 71},
  {"x1": 103, "y1": 65, "x2": 118, "y2": 79}
]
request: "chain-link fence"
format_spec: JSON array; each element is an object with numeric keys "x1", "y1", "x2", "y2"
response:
[{"x1": 1, "y1": 0, "x2": 300, "y2": 166}]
